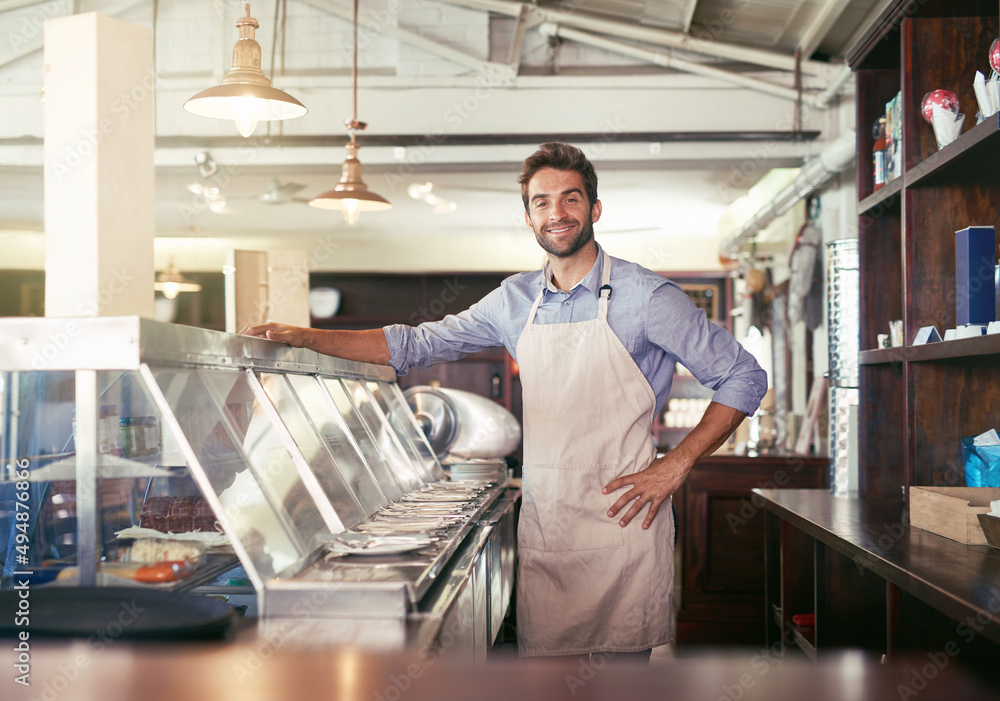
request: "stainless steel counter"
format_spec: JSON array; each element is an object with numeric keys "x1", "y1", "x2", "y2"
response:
[{"x1": 0, "y1": 317, "x2": 518, "y2": 655}]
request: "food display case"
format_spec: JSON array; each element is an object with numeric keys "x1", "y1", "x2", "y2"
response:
[{"x1": 0, "y1": 317, "x2": 518, "y2": 656}]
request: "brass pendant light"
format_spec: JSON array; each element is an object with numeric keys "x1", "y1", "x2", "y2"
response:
[
  {"x1": 154, "y1": 259, "x2": 202, "y2": 299},
  {"x1": 309, "y1": 0, "x2": 391, "y2": 224},
  {"x1": 184, "y1": 1, "x2": 307, "y2": 138}
]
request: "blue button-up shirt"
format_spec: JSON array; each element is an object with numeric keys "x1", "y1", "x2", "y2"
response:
[{"x1": 384, "y1": 246, "x2": 767, "y2": 417}]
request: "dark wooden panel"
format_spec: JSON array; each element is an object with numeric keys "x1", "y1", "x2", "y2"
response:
[
  {"x1": 903, "y1": 181, "x2": 1000, "y2": 340},
  {"x1": 815, "y1": 542, "x2": 887, "y2": 651},
  {"x1": 858, "y1": 198, "x2": 902, "y2": 352},
  {"x1": 859, "y1": 363, "x2": 906, "y2": 500},
  {"x1": 910, "y1": 357, "x2": 1000, "y2": 486},
  {"x1": 676, "y1": 457, "x2": 826, "y2": 645}
]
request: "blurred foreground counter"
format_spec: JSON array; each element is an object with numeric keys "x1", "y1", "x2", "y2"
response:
[
  {"x1": 5, "y1": 639, "x2": 1000, "y2": 701},
  {"x1": 675, "y1": 455, "x2": 828, "y2": 645}
]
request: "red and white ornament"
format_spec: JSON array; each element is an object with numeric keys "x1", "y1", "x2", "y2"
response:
[{"x1": 921, "y1": 89, "x2": 959, "y2": 123}]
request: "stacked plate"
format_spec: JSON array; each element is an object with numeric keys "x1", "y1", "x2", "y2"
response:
[{"x1": 444, "y1": 458, "x2": 507, "y2": 482}]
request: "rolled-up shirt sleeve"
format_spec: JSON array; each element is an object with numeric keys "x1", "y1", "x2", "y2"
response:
[
  {"x1": 648, "y1": 281, "x2": 767, "y2": 416},
  {"x1": 383, "y1": 285, "x2": 507, "y2": 376}
]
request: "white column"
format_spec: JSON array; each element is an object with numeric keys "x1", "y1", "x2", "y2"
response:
[{"x1": 43, "y1": 13, "x2": 154, "y2": 318}]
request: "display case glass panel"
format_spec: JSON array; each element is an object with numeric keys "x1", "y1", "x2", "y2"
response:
[
  {"x1": 256, "y1": 372, "x2": 364, "y2": 530},
  {"x1": 342, "y1": 378, "x2": 423, "y2": 492},
  {"x1": 367, "y1": 380, "x2": 441, "y2": 481},
  {"x1": 320, "y1": 378, "x2": 405, "y2": 501},
  {"x1": 152, "y1": 367, "x2": 307, "y2": 579},
  {"x1": 286, "y1": 374, "x2": 386, "y2": 517}
]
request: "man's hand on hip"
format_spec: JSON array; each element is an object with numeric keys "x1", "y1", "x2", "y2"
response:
[
  {"x1": 602, "y1": 402, "x2": 749, "y2": 529},
  {"x1": 602, "y1": 454, "x2": 691, "y2": 529}
]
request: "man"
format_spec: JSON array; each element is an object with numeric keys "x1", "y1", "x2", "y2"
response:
[{"x1": 241, "y1": 142, "x2": 767, "y2": 660}]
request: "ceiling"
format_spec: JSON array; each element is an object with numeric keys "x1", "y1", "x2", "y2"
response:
[{"x1": 0, "y1": 0, "x2": 886, "y2": 273}]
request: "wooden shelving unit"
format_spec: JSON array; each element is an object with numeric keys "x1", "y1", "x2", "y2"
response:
[
  {"x1": 764, "y1": 1, "x2": 1000, "y2": 668},
  {"x1": 852, "y1": 3, "x2": 1000, "y2": 496}
]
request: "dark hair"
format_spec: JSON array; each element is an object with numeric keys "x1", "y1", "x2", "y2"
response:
[{"x1": 518, "y1": 142, "x2": 598, "y2": 212}]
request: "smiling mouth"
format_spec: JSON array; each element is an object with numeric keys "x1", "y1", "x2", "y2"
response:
[{"x1": 545, "y1": 224, "x2": 576, "y2": 234}]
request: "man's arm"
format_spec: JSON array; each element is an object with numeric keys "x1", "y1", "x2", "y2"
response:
[
  {"x1": 602, "y1": 402, "x2": 746, "y2": 529},
  {"x1": 239, "y1": 323, "x2": 391, "y2": 365},
  {"x1": 601, "y1": 280, "x2": 766, "y2": 529}
]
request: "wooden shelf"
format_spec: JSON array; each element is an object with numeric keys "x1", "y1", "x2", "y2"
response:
[
  {"x1": 906, "y1": 111, "x2": 1000, "y2": 188},
  {"x1": 862, "y1": 336, "x2": 1000, "y2": 364},
  {"x1": 901, "y1": 334, "x2": 1000, "y2": 362},
  {"x1": 858, "y1": 347, "x2": 903, "y2": 365},
  {"x1": 857, "y1": 176, "x2": 902, "y2": 216}
]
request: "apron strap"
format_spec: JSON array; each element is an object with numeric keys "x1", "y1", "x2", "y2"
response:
[
  {"x1": 525, "y1": 287, "x2": 545, "y2": 325},
  {"x1": 597, "y1": 250, "x2": 612, "y2": 320},
  {"x1": 528, "y1": 250, "x2": 613, "y2": 325}
]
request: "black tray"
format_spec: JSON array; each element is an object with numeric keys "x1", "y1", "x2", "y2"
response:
[{"x1": 0, "y1": 586, "x2": 235, "y2": 640}]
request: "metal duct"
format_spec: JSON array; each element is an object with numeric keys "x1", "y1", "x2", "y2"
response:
[{"x1": 719, "y1": 129, "x2": 856, "y2": 257}]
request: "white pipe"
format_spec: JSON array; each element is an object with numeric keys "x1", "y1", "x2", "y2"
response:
[
  {"x1": 719, "y1": 128, "x2": 856, "y2": 257},
  {"x1": 442, "y1": 0, "x2": 838, "y2": 78},
  {"x1": 815, "y1": 64, "x2": 854, "y2": 106}
]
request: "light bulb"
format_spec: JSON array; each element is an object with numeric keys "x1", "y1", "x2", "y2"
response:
[
  {"x1": 163, "y1": 282, "x2": 180, "y2": 300},
  {"x1": 231, "y1": 97, "x2": 265, "y2": 137},
  {"x1": 342, "y1": 199, "x2": 361, "y2": 225}
]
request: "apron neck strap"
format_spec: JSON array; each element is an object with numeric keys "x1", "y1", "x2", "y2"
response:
[
  {"x1": 597, "y1": 250, "x2": 612, "y2": 319},
  {"x1": 526, "y1": 250, "x2": 612, "y2": 325}
]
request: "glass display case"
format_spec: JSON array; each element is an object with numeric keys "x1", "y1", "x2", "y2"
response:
[{"x1": 0, "y1": 317, "x2": 517, "y2": 653}]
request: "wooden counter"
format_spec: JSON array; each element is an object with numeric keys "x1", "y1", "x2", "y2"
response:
[
  {"x1": 4, "y1": 636, "x2": 1000, "y2": 700},
  {"x1": 757, "y1": 488, "x2": 1000, "y2": 662},
  {"x1": 675, "y1": 455, "x2": 827, "y2": 644}
]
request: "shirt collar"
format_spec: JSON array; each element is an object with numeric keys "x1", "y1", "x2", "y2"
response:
[{"x1": 541, "y1": 243, "x2": 605, "y2": 298}]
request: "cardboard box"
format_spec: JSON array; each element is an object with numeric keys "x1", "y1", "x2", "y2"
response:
[{"x1": 909, "y1": 486, "x2": 1000, "y2": 544}]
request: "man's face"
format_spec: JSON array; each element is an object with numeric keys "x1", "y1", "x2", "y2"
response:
[{"x1": 524, "y1": 168, "x2": 602, "y2": 259}]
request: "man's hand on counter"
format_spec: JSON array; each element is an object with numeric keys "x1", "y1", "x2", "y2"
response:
[
  {"x1": 603, "y1": 402, "x2": 748, "y2": 529},
  {"x1": 238, "y1": 323, "x2": 393, "y2": 365},
  {"x1": 240, "y1": 322, "x2": 312, "y2": 347}
]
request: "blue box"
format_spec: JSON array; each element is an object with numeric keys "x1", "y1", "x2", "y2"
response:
[{"x1": 955, "y1": 226, "x2": 996, "y2": 326}]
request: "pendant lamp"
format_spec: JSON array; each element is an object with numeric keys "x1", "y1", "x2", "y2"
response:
[
  {"x1": 184, "y1": 1, "x2": 307, "y2": 138},
  {"x1": 155, "y1": 259, "x2": 202, "y2": 300},
  {"x1": 309, "y1": 0, "x2": 391, "y2": 224}
]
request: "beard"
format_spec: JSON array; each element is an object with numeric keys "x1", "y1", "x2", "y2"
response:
[{"x1": 533, "y1": 215, "x2": 595, "y2": 259}]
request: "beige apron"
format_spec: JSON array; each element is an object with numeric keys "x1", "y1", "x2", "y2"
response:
[{"x1": 515, "y1": 251, "x2": 675, "y2": 657}]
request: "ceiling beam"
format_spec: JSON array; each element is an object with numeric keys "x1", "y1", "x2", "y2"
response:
[
  {"x1": 681, "y1": 0, "x2": 699, "y2": 35},
  {"x1": 0, "y1": 0, "x2": 143, "y2": 70},
  {"x1": 0, "y1": 0, "x2": 47, "y2": 12},
  {"x1": 441, "y1": 0, "x2": 839, "y2": 79},
  {"x1": 797, "y1": 0, "x2": 855, "y2": 58},
  {"x1": 544, "y1": 24, "x2": 829, "y2": 109}
]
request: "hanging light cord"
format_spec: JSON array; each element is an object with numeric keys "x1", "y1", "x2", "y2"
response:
[{"x1": 347, "y1": 0, "x2": 362, "y2": 142}]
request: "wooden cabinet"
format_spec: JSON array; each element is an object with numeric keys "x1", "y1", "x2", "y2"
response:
[
  {"x1": 851, "y1": 1, "x2": 1000, "y2": 498},
  {"x1": 674, "y1": 455, "x2": 827, "y2": 645}
]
